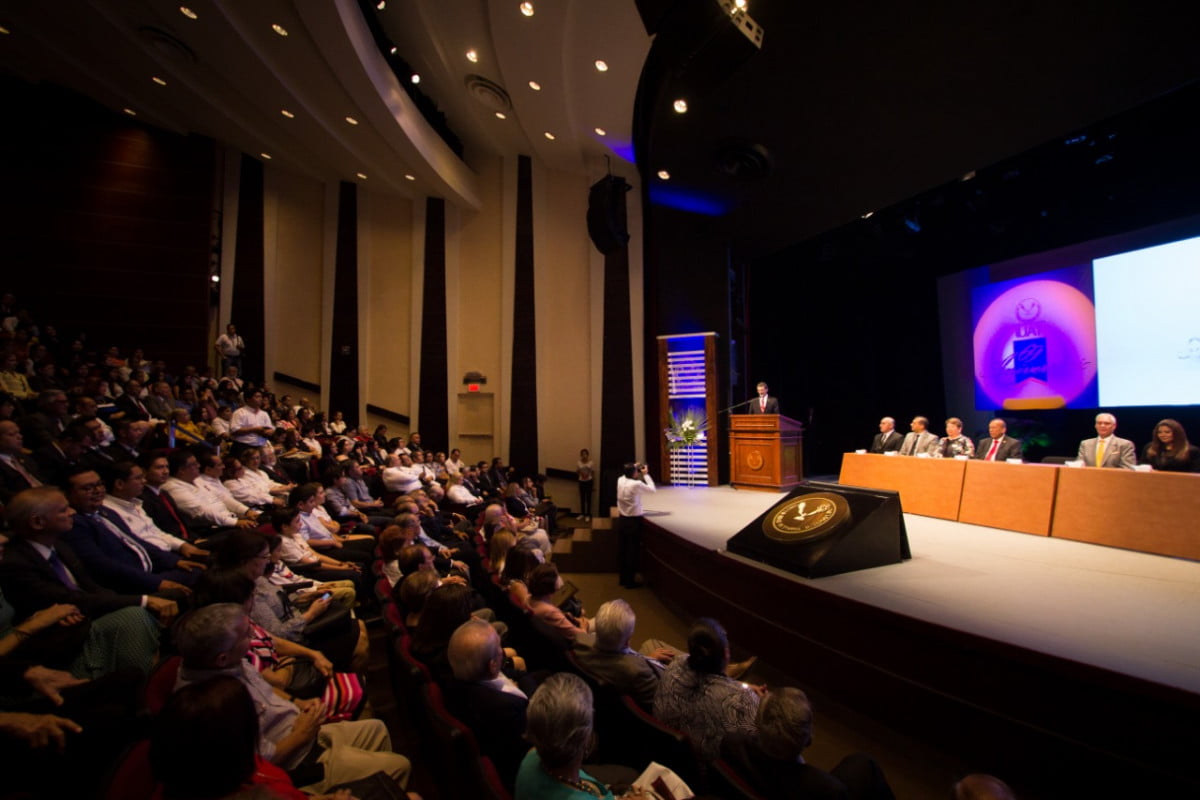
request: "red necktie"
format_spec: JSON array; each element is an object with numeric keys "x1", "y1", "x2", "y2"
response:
[
  {"x1": 760, "y1": 398, "x2": 766, "y2": 411},
  {"x1": 985, "y1": 439, "x2": 1000, "y2": 461},
  {"x1": 159, "y1": 491, "x2": 190, "y2": 540}
]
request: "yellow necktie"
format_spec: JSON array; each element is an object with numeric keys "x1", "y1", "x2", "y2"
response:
[{"x1": 1095, "y1": 439, "x2": 1105, "y2": 467}]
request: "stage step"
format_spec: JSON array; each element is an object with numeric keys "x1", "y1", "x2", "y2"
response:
[{"x1": 552, "y1": 517, "x2": 619, "y2": 572}]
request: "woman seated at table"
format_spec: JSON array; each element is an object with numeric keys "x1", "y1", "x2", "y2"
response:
[
  {"x1": 1141, "y1": 418, "x2": 1200, "y2": 472},
  {"x1": 934, "y1": 417, "x2": 975, "y2": 458}
]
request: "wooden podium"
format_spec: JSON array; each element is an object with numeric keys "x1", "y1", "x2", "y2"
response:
[{"x1": 729, "y1": 414, "x2": 804, "y2": 490}]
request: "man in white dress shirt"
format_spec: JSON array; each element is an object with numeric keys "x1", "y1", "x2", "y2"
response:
[
  {"x1": 230, "y1": 390, "x2": 274, "y2": 452},
  {"x1": 103, "y1": 461, "x2": 210, "y2": 564}
]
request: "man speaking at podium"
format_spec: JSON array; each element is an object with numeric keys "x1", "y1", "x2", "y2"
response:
[{"x1": 748, "y1": 382, "x2": 779, "y2": 414}]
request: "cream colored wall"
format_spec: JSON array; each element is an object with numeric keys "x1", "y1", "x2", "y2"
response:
[
  {"x1": 263, "y1": 167, "x2": 326, "y2": 387},
  {"x1": 361, "y1": 189, "x2": 414, "y2": 420}
]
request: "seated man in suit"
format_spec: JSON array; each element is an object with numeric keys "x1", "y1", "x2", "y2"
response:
[
  {"x1": 900, "y1": 416, "x2": 939, "y2": 456},
  {"x1": 974, "y1": 419, "x2": 1022, "y2": 462},
  {"x1": 721, "y1": 687, "x2": 895, "y2": 800},
  {"x1": 748, "y1": 381, "x2": 780, "y2": 414},
  {"x1": 572, "y1": 599, "x2": 674, "y2": 711},
  {"x1": 444, "y1": 618, "x2": 537, "y2": 790},
  {"x1": 32, "y1": 422, "x2": 93, "y2": 490},
  {"x1": 0, "y1": 419, "x2": 46, "y2": 503},
  {"x1": 1077, "y1": 412, "x2": 1136, "y2": 469},
  {"x1": 869, "y1": 417, "x2": 903, "y2": 453},
  {"x1": 60, "y1": 468, "x2": 196, "y2": 597}
]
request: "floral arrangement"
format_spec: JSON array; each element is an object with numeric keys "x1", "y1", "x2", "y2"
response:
[{"x1": 665, "y1": 409, "x2": 709, "y2": 449}]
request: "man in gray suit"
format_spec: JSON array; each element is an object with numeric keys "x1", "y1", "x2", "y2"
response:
[
  {"x1": 900, "y1": 417, "x2": 939, "y2": 456},
  {"x1": 1077, "y1": 412, "x2": 1136, "y2": 469},
  {"x1": 572, "y1": 599, "x2": 675, "y2": 710}
]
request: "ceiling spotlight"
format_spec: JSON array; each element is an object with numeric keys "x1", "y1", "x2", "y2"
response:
[
  {"x1": 657, "y1": 170, "x2": 670, "y2": 180},
  {"x1": 861, "y1": 211, "x2": 874, "y2": 219},
  {"x1": 210, "y1": 274, "x2": 220, "y2": 283},
  {"x1": 280, "y1": 109, "x2": 295, "y2": 118},
  {"x1": 179, "y1": 6, "x2": 198, "y2": 20},
  {"x1": 594, "y1": 127, "x2": 607, "y2": 136},
  {"x1": 122, "y1": 108, "x2": 137, "y2": 116},
  {"x1": 673, "y1": 98, "x2": 688, "y2": 114},
  {"x1": 528, "y1": 80, "x2": 541, "y2": 91},
  {"x1": 495, "y1": 112, "x2": 507, "y2": 120},
  {"x1": 376, "y1": 1, "x2": 386, "y2": 9},
  {"x1": 594, "y1": 60, "x2": 609, "y2": 72},
  {"x1": 151, "y1": 76, "x2": 167, "y2": 86},
  {"x1": 0, "y1": 25, "x2": 10, "y2": 35},
  {"x1": 404, "y1": 174, "x2": 416, "y2": 181},
  {"x1": 519, "y1": 2, "x2": 534, "y2": 17},
  {"x1": 466, "y1": 50, "x2": 478, "y2": 63},
  {"x1": 271, "y1": 23, "x2": 288, "y2": 36},
  {"x1": 734, "y1": 0, "x2": 748, "y2": 9},
  {"x1": 345, "y1": 116, "x2": 359, "y2": 125},
  {"x1": 260, "y1": 153, "x2": 272, "y2": 160},
  {"x1": 356, "y1": 172, "x2": 368, "y2": 180},
  {"x1": 389, "y1": 46, "x2": 397, "y2": 55},
  {"x1": 410, "y1": 73, "x2": 420, "y2": 84},
  {"x1": 544, "y1": 131, "x2": 556, "y2": 140}
]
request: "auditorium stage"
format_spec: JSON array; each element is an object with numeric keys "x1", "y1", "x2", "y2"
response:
[{"x1": 637, "y1": 485, "x2": 1200, "y2": 695}]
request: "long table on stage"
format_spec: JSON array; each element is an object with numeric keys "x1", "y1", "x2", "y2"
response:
[{"x1": 838, "y1": 452, "x2": 1200, "y2": 559}]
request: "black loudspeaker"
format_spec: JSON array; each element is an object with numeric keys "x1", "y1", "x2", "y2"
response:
[
  {"x1": 726, "y1": 481, "x2": 910, "y2": 578},
  {"x1": 587, "y1": 175, "x2": 631, "y2": 255}
]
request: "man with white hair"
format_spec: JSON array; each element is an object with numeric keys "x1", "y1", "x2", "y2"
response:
[
  {"x1": 572, "y1": 599, "x2": 678, "y2": 710},
  {"x1": 174, "y1": 604, "x2": 411, "y2": 793},
  {"x1": 1077, "y1": 412, "x2": 1136, "y2": 469},
  {"x1": 869, "y1": 417, "x2": 902, "y2": 453}
]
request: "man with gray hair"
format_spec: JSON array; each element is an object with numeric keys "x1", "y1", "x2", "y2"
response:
[
  {"x1": 721, "y1": 687, "x2": 894, "y2": 800},
  {"x1": 444, "y1": 618, "x2": 535, "y2": 789},
  {"x1": 869, "y1": 417, "x2": 902, "y2": 453},
  {"x1": 174, "y1": 604, "x2": 411, "y2": 794},
  {"x1": 1077, "y1": 412, "x2": 1136, "y2": 469},
  {"x1": 572, "y1": 598, "x2": 678, "y2": 710}
]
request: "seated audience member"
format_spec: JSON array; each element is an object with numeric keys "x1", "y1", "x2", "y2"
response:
[
  {"x1": 900, "y1": 416, "x2": 939, "y2": 456},
  {"x1": 445, "y1": 617, "x2": 538, "y2": 790},
  {"x1": 328, "y1": 411, "x2": 347, "y2": 435},
  {"x1": 517, "y1": 672, "x2": 644, "y2": 800},
  {"x1": 395, "y1": 569, "x2": 441, "y2": 630},
  {"x1": 162, "y1": 448, "x2": 258, "y2": 536},
  {"x1": 21, "y1": 390, "x2": 72, "y2": 451},
  {"x1": 952, "y1": 773, "x2": 1018, "y2": 800},
  {"x1": 0, "y1": 352, "x2": 36, "y2": 400},
  {"x1": 210, "y1": 404, "x2": 234, "y2": 441},
  {"x1": 935, "y1": 417, "x2": 976, "y2": 458},
  {"x1": 654, "y1": 617, "x2": 762, "y2": 761},
  {"x1": 33, "y1": 421, "x2": 93, "y2": 489},
  {"x1": 324, "y1": 464, "x2": 391, "y2": 528},
  {"x1": 869, "y1": 417, "x2": 902, "y2": 454},
  {"x1": 1141, "y1": 418, "x2": 1200, "y2": 472},
  {"x1": 103, "y1": 418, "x2": 146, "y2": 463},
  {"x1": 195, "y1": 450, "x2": 261, "y2": 520},
  {"x1": 380, "y1": 522, "x2": 419, "y2": 587},
  {"x1": 137, "y1": 450, "x2": 198, "y2": 543},
  {"x1": 408, "y1": 582, "x2": 475, "y2": 684},
  {"x1": 0, "y1": 419, "x2": 46, "y2": 503},
  {"x1": 484, "y1": 501, "x2": 551, "y2": 554},
  {"x1": 340, "y1": 460, "x2": 387, "y2": 513},
  {"x1": 259, "y1": 532, "x2": 356, "y2": 612},
  {"x1": 444, "y1": 470, "x2": 483, "y2": 508},
  {"x1": 1077, "y1": 412, "x2": 1136, "y2": 469},
  {"x1": 144, "y1": 381, "x2": 176, "y2": 422},
  {"x1": 237, "y1": 446, "x2": 294, "y2": 501},
  {"x1": 722, "y1": 687, "x2": 895, "y2": 800},
  {"x1": 289, "y1": 482, "x2": 375, "y2": 563},
  {"x1": 222, "y1": 453, "x2": 281, "y2": 509},
  {"x1": 272, "y1": 507, "x2": 366, "y2": 598},
  {"x1": 573, "y1": 599, "x2": 678, "y2": 711},
  {"x1": 444, "y1": 448, "x2": 466, "y2": 477},
  {"x1": 168, "y1": 407, "x2": 211, "y2": 450},
  {"x1": 173, "y1": 603, "x2": 411, "y2": 793},
  {"x1": 60, "y1": 467, "x2": 197, "y2": 596},
  {"x1": 381, "y1": 453, "x2": 423, "y2": 494},
  {"x1": 102, "y1": 461, "x2": 210, "y2": 564},
  {"x1": 113, "y1": 378, "x2": 152, "y2": 422},
  {"x1": 0, "y1": 488, "x2": 173, "y2": 677},
  {"x1": 974, "y1": 419, "x2": 1022, "y2": 462},
  {"x1": 527, "y1": 563, "x2": 593, "y2": 648}
]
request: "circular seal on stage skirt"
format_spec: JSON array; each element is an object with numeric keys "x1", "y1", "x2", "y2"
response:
[{"x1": 762, "y1": 492, "x2": 851, "y2": 543}]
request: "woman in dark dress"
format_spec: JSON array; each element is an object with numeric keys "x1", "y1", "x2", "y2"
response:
[{"x1": 1141, "y1": 419, "x2": 1200, "y2": 472}]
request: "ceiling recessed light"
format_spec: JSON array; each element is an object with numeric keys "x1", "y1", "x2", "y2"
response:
[
  {"x1": 594, "y1": 60, "x2": 609, "y2": 72},
  {"x1": 376, "y1": 1, "x2": 386, "y2": 10},
  {"x1": 544, "y1": 131, "x2": 555, "y2": 140},
  {"x1": 734, "y1": 0, "x2": 748, "y2": 9},
  {"x1": 466, "y1": 50, "x2": 478, "y2": 63},
  {"x1": 260, "y1": 153, "x2": 272, "y2": 160},
  {"x1": 495, "y1": 112, "x2": 507, "y2": 120},
  {"x1": 210, "y1": 274, "x2": 220, "y2": 283},
  {"x1": 673, "y1": 98, "x2": 688, "y2": 113},
  {"x1": 410, "y1": 73, "x2": 420, "y2": 84},
  {"x1": 271, "y1": 23, "x2": 288, "y2": 36},
  {"x1": 151, "y1": 76, "x2": 167, "y2": 86},
  {"x1": 594, "y1": 127, "x2": 607, "y2": 136},
  {"x1": 404, "y1": 174, "x2": 416, "y2": 181},
  {"x1": 280, "y1": 109, "x2": 295, "y2": 118},
  {"x1": 0, "y1": 25, "x2": 11, "y2": 35},
  {"x1": 656, "y1": 170, "x2": 670, "y2": 180},
  {"x1": 122, "y1": 108, "x2": 137, "y2": 116},
  {"x1": 345, "y1": 116, "x2": 359, "y2": 125},
  {"x1": 179, "y1": 6, "x2": 198, "y2": 20},
  {"x1": 528, "y1": 80, "x2": 541, "y2": 91},
  {"x1": 519, "y1": 2, "x2": 534, "y2": 17},
  {"x1": 389, "y1": 46, "x2": 397, "y2": 55},
  {"x1": 861, "y1": 211, "x2": 874, "y2": 219},
  {"x1": 356, "y1": 172, "x2": 368, "y2": 180}
]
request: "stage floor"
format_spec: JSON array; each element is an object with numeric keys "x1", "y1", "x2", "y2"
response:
[{"x1": 640, "y1": 485, "x2": 1200, "y2": 695}]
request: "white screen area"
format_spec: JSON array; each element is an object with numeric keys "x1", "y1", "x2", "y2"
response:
[{"x1": 1093, "y1": 235, "x2": 1200, "y2": 406}]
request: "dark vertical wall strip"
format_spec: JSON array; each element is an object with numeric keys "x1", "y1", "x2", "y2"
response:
[
  {"x1": 599, "y1": 240, "x2": 636, "y2": 515},
  {"x1": 418, "y1": 198, "x2": 450, "y2": 450},
  {"x1": 509, "y1": 156, "x2": 540, "y2": 472},
  {"x1": 328, "y1": 182, "x2": 360, "y2": 420},
  {"x1": 0, "y1": 78, "x2": 213, "y2": 367},
  {"x1": 231, "y1": 154, "x2": 265, "y2": 383}
]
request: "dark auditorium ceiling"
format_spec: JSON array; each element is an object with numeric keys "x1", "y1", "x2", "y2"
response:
[{"x1": 2, "y1": 1, "x2": 1199, "y2": 260}]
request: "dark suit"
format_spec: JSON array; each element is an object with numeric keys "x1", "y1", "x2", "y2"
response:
[
  {"x1": 748, "y1": 395, "x2": 780, "y2": 414},
  {"x1": 0, "y1": 452, "x2": 45, "y2": 502},
  {"x1": 103, "y1": 442, "x2": 140, "y2": 463},
  {"x1": 0, "y1": 537, "x2": 145, "y2": 620},
  {"x1": 974, "y1": 436, "x2": 1023, "y2": 462},
  {"x1": 140, "y1": 486, "x2": 194, "y2": 541},
  {"x1": 61, "y1": 510, "x2": 193, "y2": 594},
  {"x1": 573, "y1": 642, "x2": 662, "y2": 711},
  {"x1": 32, "y1": 443, "x2": 80, "y2": 488},
  {"x1": 443, "y1": 678, "x2": 531, "y2": 790},
  {"x1": 20, "y1": 412, "x2": 68, "y2": 451},
  {"x1": 869, "y1": 431, "x2": 902, "y2": 454},
  {"x1": 721, "y1": 733, "x2": 895, "y2": 800},
  {"x1": 112, "y1": 394, "x2": 151, "y2": 422}
]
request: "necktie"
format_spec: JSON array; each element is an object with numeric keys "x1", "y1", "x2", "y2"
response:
[
  {"x1": 2, "y1": 455, "x2": 42, "y2": 488},
  {"x1": 157, "y1": 491, "x2": 190, "y2": 540},
  {"x1": 1095, "y1": 439, "x2": 1106, "y2": 467},
  {"x1": 47, "y1": 550, "x2": 80, "y2": 591},
  {"x1": 986, "y1": 439, "x2": 1000, "y2": 461},
  {"x1": 96, "y1": 508, "x2": 153, "y2": 570},
  {"x1": 760, "y1": 397, "x2": 766, "y2": 411}
]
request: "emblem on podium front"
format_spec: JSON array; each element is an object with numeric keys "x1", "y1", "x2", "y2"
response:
[
  {"x1": 746, "y1": 450, "x2": 765, "y2": 470},
  {"x1": 762, "y1": 492, "x2": 850, "y2": 543}
]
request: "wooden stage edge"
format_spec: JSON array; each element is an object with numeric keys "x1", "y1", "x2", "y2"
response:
[{"x1": 636, "y1": 485, "x2": 1200, "y2": 795}]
